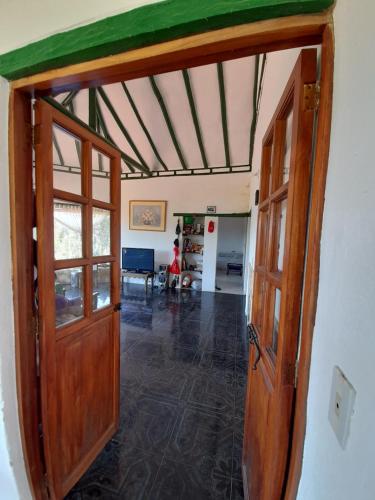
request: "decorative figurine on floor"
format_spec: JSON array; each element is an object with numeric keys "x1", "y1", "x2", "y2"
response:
[
  {"x1": 170, "y1": 238, "x2": 181, "y2": 276},
  {"x1": 182, "y1": 274, "x2": 192, "y2": 288}
]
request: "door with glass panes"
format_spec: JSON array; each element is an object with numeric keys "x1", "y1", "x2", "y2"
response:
[
  {"x1": 242, "y1": 49, "x2": 318, "y2": 500},
  {"x1": 35, "y1": 99, "x2": 121, "y2": 499}
]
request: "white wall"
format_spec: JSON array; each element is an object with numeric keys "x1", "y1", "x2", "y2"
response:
[
  {"x1": 121, "y1": 173, "x2": 251, "y2": 271},
  {"x1": 297, "y1": 1, "x2": 375, "y2": 498},
  {"x1": 245, "y1": 2, "x2": 375, "y2": 499},
  {"x1": 0, "y1": 77, "x2": 32, "y2": 499},
  {"x1": 0, "y1": 0, "x2": 162, "y2": 54}
]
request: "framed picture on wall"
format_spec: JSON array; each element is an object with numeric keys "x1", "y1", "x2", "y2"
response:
[{"x1": 129, "y1": 200, "x2": 167, "y2": 231}]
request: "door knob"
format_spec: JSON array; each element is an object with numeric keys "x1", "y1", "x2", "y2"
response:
[{"x1": 248, "y1": 324, "x2": 261, "y2": 370}]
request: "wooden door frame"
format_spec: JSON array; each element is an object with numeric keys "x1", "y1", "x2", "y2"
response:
[{"x1": 8, "y1": 12, "x2": 334, "y2": 500}]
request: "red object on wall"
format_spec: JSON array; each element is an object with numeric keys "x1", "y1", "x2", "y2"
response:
[{"x1": 208, "y1": 220, "x2": 215, "y2": 233}]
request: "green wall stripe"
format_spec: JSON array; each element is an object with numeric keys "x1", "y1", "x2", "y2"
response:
[
  {"x1": 121, "y1": 82, "x2": 168, "y2": 171},
  {"x1": 149, "y1": 75, "x2": 188, "y2": 170},
  {"x1": 0, "y1": 0, "x2": 333, "y2": 80},
  {"x1": 217, "y1": 62, "x2": 231, "y2": 167},
  {"x1": 182, "y1": 69, "x2": 209, "y2": 169}
]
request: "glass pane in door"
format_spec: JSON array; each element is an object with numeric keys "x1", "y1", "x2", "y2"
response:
[
  {"x1": 54, "y1": 199, "x2": 83, "y2": 260},
  {"x1": 93, "y1": 263, "x2": 111, "y2": 310},
  {"x1": 283, "y1": 110, "x2": 293, "y2": 184},
  {"x1": 257, "y1": 210, "x2": 269, "y2": 266},
  {"x1": 92, "y1": 149, "x2": 111, "y2": 202},
  {"x1": 53, "y1": 124, "x2": 82, "y2": 195},
  {"x1": 277, "y1": 199, "x2": 288, "y2": 271},
  {"x1": 93, "y1": 207, "x2": 111, "y2": 256},
  {"x1": 253, "y1": 273, "x2": 266, "y2": 331},
  {"x1": 55, "y1": 267, "x2": 84, "y2": 327},
  {"x1": 272, "y1": 288, "x2": 281, "y2": 354}
]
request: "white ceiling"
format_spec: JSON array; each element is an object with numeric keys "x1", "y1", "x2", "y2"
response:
[{"x1": 55, "y1": 55, "x2": 257, "y2": 177}]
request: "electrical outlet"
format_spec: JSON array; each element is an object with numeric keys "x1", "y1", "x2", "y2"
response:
[{"x1": 328, "y1": 366, "x2": 356, "y2": 449}]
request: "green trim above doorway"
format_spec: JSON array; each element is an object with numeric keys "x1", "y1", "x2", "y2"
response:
[
  {"x1": 0, "y1": 0, "x2": 333, "y2": 80},
  {"x1": 173, "y1": 212, "x2": 251, "y2": 218}
]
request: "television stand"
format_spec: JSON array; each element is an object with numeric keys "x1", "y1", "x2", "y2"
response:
[{"x1": 121, "y1": 270, "x2": 154, "y2": 291}]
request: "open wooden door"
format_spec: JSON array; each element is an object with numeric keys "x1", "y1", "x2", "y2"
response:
[
  {"x1": 34, "y1": 100, "x2": 121, "y2": 499},
  {"x1": 242, "y1": 49, "x2": 318, "y2": 500}
]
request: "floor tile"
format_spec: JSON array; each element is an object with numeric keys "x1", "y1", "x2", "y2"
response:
[
  {"x1": 66, "y1": 442, "x2": 161, "y2": 499},
  {"x1": 150, "y1": 458, "x2": 231, "y2": 500},
  {"x1": 231, "y1": 478, "x2": 245, "y2": 500},
  {"x1": 165, "y1": 406, "x2": 234, "y2": 478},
  {"x1": 65, "y1": 285, "x2": 248, "y2": 499}
]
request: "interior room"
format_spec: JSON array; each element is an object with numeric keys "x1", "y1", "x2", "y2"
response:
[
  {"x1": 2, "y1": 2, "x2": 374, "y2": 500},
  {"x1": 46, "y1": 42, "x2": 314, "y2": 499},
  {"x1": 215, "y1": 217, "x2": 248, "y2": 295},
  {"x1": 49, "y1": 56, "x2": 255, "y2": 498}
]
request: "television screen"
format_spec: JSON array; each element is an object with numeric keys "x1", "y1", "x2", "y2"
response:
[{"x1": 122, "y1": 247, "x2": 154, "y2": 273}]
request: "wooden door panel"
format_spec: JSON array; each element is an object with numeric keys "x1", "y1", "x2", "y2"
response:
[
  {"x1": 35, "y1": 99, "x2": 121, "y2": 499},
  {"x1": 57, "y1": 315, "x2": 117, "y2": 490},
  {"x1": 243, "y1": 359, "x2": 272, "y2": 497},
  {"x1": 243, "y1": 49, "x2": 317, "y2": 500}
]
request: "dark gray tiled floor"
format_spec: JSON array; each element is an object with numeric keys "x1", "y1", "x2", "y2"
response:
[{"x1": 66, "y1": 284, "x2": 249, "y2": 499}]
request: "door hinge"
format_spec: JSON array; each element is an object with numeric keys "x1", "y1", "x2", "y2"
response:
[{"x1": 303, "y1": 83, "x2": 320, "y2": 111}]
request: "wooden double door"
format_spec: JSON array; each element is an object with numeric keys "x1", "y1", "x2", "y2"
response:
[
  {"x1": 35, "y1": 100, "x2": 121, "y2": 498},
  {"x1": 243, "y1": 49, "x2": 318, "y2": 500}
]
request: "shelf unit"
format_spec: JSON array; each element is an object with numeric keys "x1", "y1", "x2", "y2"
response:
[{"x1": 179, "y1": 214, "x2": 205, "y2": 285}]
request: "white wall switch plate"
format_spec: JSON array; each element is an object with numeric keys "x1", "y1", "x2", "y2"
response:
[{"x1": 328, "y1": 366, "x2": 356, "y2": 449}]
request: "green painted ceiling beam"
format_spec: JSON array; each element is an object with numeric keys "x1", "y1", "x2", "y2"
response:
[
  {"x1": 249, "y1": 53, "x2": 267, "y2": 168},
  {"x1": 88, "y1": 88, "x2": 97, "y2": 130},
  {"x1": 61, "y1": 90, "x2": 79, "y2": 107},
  {"x1": 182, "y1": 69, "x2": 208, "y2": 169},
  {"x1": 249, "y1": 54, "x2": 260, "y2": 169},
  {"x1": 217, "y1": 62, "x2": 231, "y2": 167},
  {"x1": 97, "y1": 86, "x2": 150, "y2": 172},
  {"x1": 121, "y1": 81, "x2": 168, "y2": 171},
  {"x1": 52, "y1": 131, "x2": 65, "y2": 167},
  {"x1": 149, "y1": 75, "x2": 188, "y2": 170},
  {"x1": 44, "y1": 95, "x2": 148, "y2": 175},
  {"x1": 66, "y1": 99, "x2": 82, "y2": 162},
  {"x1": 122, "y1": 164, "x2": 251, "y2": 180},
  {"x1": 95, "y1": 99, "x2": 135, "y2": 173},
  {"x1": 0, "y1": 0, "x2": 333, "y2": 81},
  {"x1": 95, "y1": 98, "x2": 147, "y2": 175}
]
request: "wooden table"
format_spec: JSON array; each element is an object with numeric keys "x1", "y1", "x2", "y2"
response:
[{"x1": 121, "y1": 270, "x2": 154, "y2": 291}]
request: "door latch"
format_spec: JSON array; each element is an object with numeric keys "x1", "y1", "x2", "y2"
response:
[
  {"x1": 248, "y1": 324, "x2": 261, "y2": 370},
  {"x1": 114, "y1": 303, "x2": 122, "y2": 312}
]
